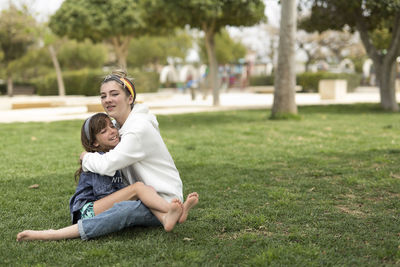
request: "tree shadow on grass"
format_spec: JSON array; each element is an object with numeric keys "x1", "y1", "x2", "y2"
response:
[
  {"x1": 158, "y1": 109, "x2": 270, "y2": 129},
  {"x1": 298, "y1": 103, "x2": 388, "y2": 115},
  {"x1": 158, "y1": 104, "x2": 394, "y2": 130}
]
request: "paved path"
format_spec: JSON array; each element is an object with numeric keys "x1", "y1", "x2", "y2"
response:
[{"x1": 0, "y1": 87, "x2": 396, "y2": 123}]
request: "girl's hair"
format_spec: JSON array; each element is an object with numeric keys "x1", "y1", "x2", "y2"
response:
[
  {"x1": 101, "y1": 69, "x2": 136, "y2": 109},
  {"x1": 74, "y1": 113, "x2": 112, "y2": 181}
]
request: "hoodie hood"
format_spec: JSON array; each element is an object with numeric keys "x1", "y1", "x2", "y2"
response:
[{"x1": 119, "y1": 103, "x2": 159, "y2": 133}]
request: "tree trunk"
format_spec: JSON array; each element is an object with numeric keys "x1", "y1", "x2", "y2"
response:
[
  {"x1": 7, "y1": 75, "x2": 13, "y2": 97},
  {"x1": 110, "y1": 36, "x2": 131, "y2": 69},
  {"x1": 374, "y1": 58, "x2": 398, "y2": 111},
  {"x1": 271, "y1": 0, "x2": 298, "y2": 117},
  {"x1": 356, "y1": 13, "x2": 400, "y2": 111},
  {"x1": 49, "y1": 45, "x2": 65, "y2": 96},
  {"x1": 204, "y1": 26, "x2": 219, "y2": 106}
]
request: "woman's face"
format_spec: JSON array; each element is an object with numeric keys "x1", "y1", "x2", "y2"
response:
[
  {"x1": 100, "y1": 81, "x2": 133, "y2": 124},
  {"x1": 93, "y1": 118, "x2": 120, "y2": 151}
]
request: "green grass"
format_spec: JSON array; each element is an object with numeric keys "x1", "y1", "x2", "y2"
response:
[{"x1": 1, "y1": 104, "x2": 399, "y2": 266}]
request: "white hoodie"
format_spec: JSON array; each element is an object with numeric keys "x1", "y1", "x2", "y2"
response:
[{"x1": 82, "y1": 104, "x2": 183, "y2": 202}]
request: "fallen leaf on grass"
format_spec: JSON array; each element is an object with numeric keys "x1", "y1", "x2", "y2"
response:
[
  {"x1": 28, "y1": 184, "x2": 39, "y2": 189},
  {"x1": 390, "y1": 173, "x2": 400, "y2": 179},
  {"x1": 183, "y1": 237, "x2": 194, "y2": 241},
  {"x1": 31, "y1": 136, "x2": 37, "y2": 141}
]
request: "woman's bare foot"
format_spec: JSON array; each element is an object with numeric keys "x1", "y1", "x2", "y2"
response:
[
  {"x1": 17, "y1": 230, "x2": 56, "y2": 241},
  {"x1": 163, "y1": 199, "x2": 183, "y2": 232},
  {"x1": 179, "y1": 192, "x2": 199, "y2": 224}
]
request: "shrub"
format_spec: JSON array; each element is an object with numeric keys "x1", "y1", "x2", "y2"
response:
[
  {"x1": 0, "y1": 81, "x2": 37, "y2": 95},
  {"x1": 249, "y1": 72, "x2": 362, "y2": 92},
  {"x1": 32, "y1": 69, "x2": 160, "y2": 96},
  {"x1": 128, "y1": 69, "x2": 160, "y2": 93},
  {"x1": 0, "y1": 82, "x2": 5, "y2": 95},
  {"x1": 249, "y1": 75, "x2": 274, "y2": 86},
  {"x1": 297, "y1": 72, "x2": 362, "y2": 92}
]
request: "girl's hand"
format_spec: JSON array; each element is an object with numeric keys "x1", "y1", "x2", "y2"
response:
[{"x1": 80, "y1": 151, "x2": 88, "y2": 161}]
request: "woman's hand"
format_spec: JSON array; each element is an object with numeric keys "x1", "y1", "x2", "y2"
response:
[{"x1": 80, "y1": 151, "x2": 88, "y2": 161}]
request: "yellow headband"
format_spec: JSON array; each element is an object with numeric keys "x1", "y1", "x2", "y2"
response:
[{"x1": 120, "y1": 77, "x2": 135, "y2": 99}]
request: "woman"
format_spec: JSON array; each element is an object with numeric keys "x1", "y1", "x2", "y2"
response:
[
  {"x1": 17, "y1": 113, "x2": 184, "y2": 241},
  {"x1": 80, "y1": 70, "x2": 198, "y2": 223}
]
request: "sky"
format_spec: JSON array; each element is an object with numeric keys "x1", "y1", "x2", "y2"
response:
[
  {"x1": 0, "y1": 0, "x2": 64, "y2": 21},
  {"x1": 0, "y1": 0, "x2": 279, "y2": 23}
]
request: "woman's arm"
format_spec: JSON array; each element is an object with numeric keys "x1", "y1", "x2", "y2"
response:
[{"x1": 82, "y1": 132, "x2": 145, "y2": 176}]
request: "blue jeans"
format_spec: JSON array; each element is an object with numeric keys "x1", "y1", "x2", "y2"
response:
[{"x1": 77, "y1": 200, "x2": 161, "y2": 240}]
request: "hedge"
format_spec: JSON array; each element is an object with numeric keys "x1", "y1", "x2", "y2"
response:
[
  {"x1": 297, "y1": 72, "x2": 362, "y2": 92},
  {"x1": 0, "y1": 83, "x2": 6, "y2": 95},
  {"x1": 0, "y1": 82, "x2": 36, "y2": 95},
  {"x1": 32, "y1": 69, "x2": 160, "y2": 96},
  {"x1": 249, "y1": 72, "x2": 362, "y2": 92}
]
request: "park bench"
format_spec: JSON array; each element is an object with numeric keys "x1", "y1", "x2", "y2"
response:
[{"x1": 11, "y1": 101, "x2": 65, "y2": 109}]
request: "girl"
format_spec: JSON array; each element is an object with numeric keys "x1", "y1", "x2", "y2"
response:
[
  {"x1": 17, "y1": 113, "x2": 183, "y2": 241},
  {"x1": 81, "y1": 70, "x2": 198, "y2": 224}
]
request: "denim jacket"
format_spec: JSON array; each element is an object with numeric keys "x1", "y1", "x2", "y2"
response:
[{"x1": 69, "y1": 169, "x2": 126, "y2": 224}]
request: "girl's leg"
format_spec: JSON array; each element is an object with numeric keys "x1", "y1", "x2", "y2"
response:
[
  {"x1": 93, "y1": 182, "x2": 170, "y2": 215},
  {"x1": 93, "y1": 183, "x2": 140, "y2": 215},
  {"x1": 17, "y1": 224, "x2": 79, "y2": 241}
]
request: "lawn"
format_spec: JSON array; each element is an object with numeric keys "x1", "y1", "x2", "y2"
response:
[{"x1": 0, "y1": 104, "x2": 399, "y2": 266}]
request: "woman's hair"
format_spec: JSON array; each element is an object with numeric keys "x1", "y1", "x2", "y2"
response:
[
  {"x1": 74, "y1": 113, "x2": 112, "y2": 181},
  {"x1": 101, "y1": 69, "x2": 136, "y2": 109}
]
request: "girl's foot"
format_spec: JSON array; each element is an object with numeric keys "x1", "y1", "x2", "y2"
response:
[
  {"x1": 163, "y1": 199, "x2": 183, "y2": 232},
  {"x1": 17, "y1": 230, "x2": 56, "y2": 241}
]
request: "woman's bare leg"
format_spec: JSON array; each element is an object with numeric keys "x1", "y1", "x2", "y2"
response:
[
  {"x1": 17, "y1": 224, "x2": 79, "y2": 241},
  {"x1": 179, "y1": 192, "x2": 199, "y2": 223},
  {"x1": 93, "y1": 182, "x2": 170, "y2": 215},
  {"x1": 134, "y1": 183, "x2": 169, "y2": 213}
]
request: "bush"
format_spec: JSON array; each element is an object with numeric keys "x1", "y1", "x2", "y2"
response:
[
  {"x1": 58, "y1": 39, "x2": 107, "y2": 70},
  {"x1": 32, "y1": 69, "x2": 101, "y2": 96},
  {"x1": 0, "y1": 81, "x2": 36, "y2": 95},
  {"x1": 297, "y1": 72, "x2": 362, "y2": 92},
  {"x1": 32, "y1": 69, "x2": 160, "y2": 96},
  {"x1": 0, "y1": 82, "x2": 5, "y2": 95},
  {"x1": 249, "y1": 72, "x2": 362, "y2": 92},
  {"x1": 249, "y1": 75, "x2": 274, "y2": 86},
  {"x1": 128, "y1": 69, "x2": 160, "y2": 93}
]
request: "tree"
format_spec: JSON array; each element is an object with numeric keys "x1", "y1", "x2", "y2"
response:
[
  {"x1": 42, "y1": 29, "x2": 66, "y2": 96},
  {"x1": 300, "y1": 0, "x2": 400, "y2": 111},
  {"x1": 49, "y1": 0, "x2": 152, "y2": 68},
  {"x1": 147, "y1": 0, "x2": 266, "y2": 106},
  {"x1": 271, "y1": 0, "x2": 298, "y2": 118},
  {"x1": 297, "y1": 30, "x2": 326, "y2": 71},
  {"x1": 0, "y1": 4, "x2": 36, "y2": 96},
  {"x1": 57, "y1": 39, "x2": 107, "y2": 70},
  {"x1": 127, "y1": 30, "x2": 193, "y2": 70},
  {"x1": 297, "y1": 29, "x2": 366, "y2": 71},
  {"x1": 198, "y1": 29, "x2": 247, "y2": 65}
]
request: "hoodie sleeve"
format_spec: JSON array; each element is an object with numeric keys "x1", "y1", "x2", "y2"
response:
[{"x1": 82, "y1": 132, "x2": 146, "y2": 176}]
